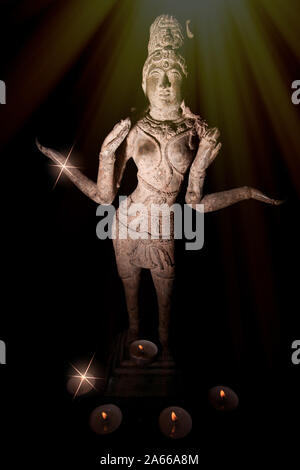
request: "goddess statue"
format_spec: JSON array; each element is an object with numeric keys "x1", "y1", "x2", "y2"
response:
[{"x1": 37, "y1": 15, "x2": 281, "y2": 356}]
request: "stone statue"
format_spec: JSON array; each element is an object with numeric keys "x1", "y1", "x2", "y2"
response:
[{"x1": 37, "y1": 15, "x2": 282, "y2": 357}]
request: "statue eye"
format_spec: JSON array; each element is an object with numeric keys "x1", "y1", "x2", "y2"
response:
[
  {"x1": 149, "y1": 70, "x2": 160, "y2": 77},
  {"x1": 169, "y1": 70, "x2": 181, "y2": 78}
]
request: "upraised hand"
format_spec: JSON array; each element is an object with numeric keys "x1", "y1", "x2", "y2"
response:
[
  {"x1": 194, "y1": 126, "x2": 222, "y2": 174},
  {"x1": 100, "y1": 117, "x2": 131, "y2": 159},
  {"x1": 186, "y1": 126, "x2": 222, "y2": 205}
]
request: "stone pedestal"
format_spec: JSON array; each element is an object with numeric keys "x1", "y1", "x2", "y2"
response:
[{"x1": 105, "y1": 331, "x2": 183, "y2": 397}]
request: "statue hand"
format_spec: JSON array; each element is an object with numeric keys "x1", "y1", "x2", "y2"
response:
[
  {"x1": 194, "y1": 126, "x2": 221, "y2": 173},
  {"x1": 100, "y1": 117, "x2": 131, "y2": 159}
]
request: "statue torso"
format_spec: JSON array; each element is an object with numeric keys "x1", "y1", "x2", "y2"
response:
[
  {"x1": 115, "y1": 112, "x2": 204, "y2": 239},
  {"x1": 131, "y1": 113, "x2": 200, "y2": 202}
]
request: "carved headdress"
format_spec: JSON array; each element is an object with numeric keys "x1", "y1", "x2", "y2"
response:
[{"x1": 142, "y1": 15, "x2": 188, "y2": 94}]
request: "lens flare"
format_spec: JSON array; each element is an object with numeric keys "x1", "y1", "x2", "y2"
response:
[{"x1": 70, "y1": 353, "x2": 104, "y2": 399}]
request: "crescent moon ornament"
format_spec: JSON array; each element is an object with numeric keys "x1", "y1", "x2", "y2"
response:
[{"x1": 186, "y1": 19, "x2": 194, "y2": 39}]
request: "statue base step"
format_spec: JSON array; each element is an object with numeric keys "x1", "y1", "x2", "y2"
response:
[{"x1": 105, "y1": 330, "x2": 183, "y2": 397}]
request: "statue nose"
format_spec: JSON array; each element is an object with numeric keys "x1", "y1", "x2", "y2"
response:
[{"x1": 159, "y1": 73, "x2": 170, "y2": 88}]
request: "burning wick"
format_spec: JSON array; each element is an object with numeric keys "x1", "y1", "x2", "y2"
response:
[
  {"x1": 101, "y1": 411, "x2": 109, "y2": 433},
  {"x1": 130, "y1": 340, "x2": 158, "y2": 365},
  {"x1": 159, "y1": 406, "x2": 192, "y2": 439},
  {"x1": 209, "y1": 386, "x2": 239, "y2": 412},
  {"x1": 170, "y1": 411, "x2": 178, "y2": 435},
  {"x1": 218, "y1": 389, "x2": 226, "y2": 410},
  {"x1": 90, "y1": 404, "x2": 122, "y2": 435}
]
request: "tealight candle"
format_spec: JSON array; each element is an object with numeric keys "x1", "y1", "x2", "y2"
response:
[
  {"x1": 129, "y1": 340, "x2": 158, "y2": 366},
  {"x1": 208, "y1": 385, "x2": 239, "y2": 411},
  {"x1": 159, "y1": 406, "x2": 192, "y2": 439},
  {"x1": 90, "y1": 404, "x2": 122, "y2": 435}
]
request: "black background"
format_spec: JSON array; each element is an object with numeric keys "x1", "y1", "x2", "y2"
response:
[{"x1": 0, "y1": 1, "x2": 299, "y2": 467}]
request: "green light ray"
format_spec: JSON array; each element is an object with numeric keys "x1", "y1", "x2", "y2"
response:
[
  {"x1": 260, "y1": 0, "x2": 300, "y2": 62},
  {"x1": 227, "y1": 0, "x2": 300, "y2": 190},
  {"x1": 1, "y1": 0, "x2": 117, "y2": 149}
]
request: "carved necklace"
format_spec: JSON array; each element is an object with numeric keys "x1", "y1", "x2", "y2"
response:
[{"x1": 138, "y1": 113, "x2": 195, "y2": 140}]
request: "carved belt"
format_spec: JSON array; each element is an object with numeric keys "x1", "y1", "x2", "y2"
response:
[{"x1": 138, "y1": 175, "x2": 178, "y2": 198}]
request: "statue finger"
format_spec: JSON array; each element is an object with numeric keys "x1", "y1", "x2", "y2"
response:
[
  {"x1": 103, "y1": 128, "x2": 130, "y2": 153},
  {"x1": 36, "y1": 139, "x2": 65, "y2": 164},
  {"x1": 102, "y1": 118, "x2": 131, "y2": 147},
  {"x1": 209, "y1": 142, "x2": 222, "y2": 162},
  {"x1": 205, "y1": 127, "x2": 220, "y2": 143},
  {"x1": 111, "y1": 117, "x2": 131, "y2": 137}
]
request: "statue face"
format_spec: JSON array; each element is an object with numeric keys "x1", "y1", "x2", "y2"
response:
[{"x1": 146, "y1": 65, "x2": 183, "y2": 110}]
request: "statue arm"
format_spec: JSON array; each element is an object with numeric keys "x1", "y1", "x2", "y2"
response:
[
  {"x1": 185, "y1": 125, "x2": 283, "y2": 212},
  {"x1": 185, "y1": 125, "x2": 221, "y2": 205},
  {"x1": 192, "y1": 187, "x2": 283, "y2": 213},
  {"x1": 36, "y1": 139, "x2": 104, "y2": 203},
  {"x1": 97, "y1": 122, "x2": 135, "y2": 203},
  {"x1": 36, "y1": 118, "x2": 131, "y2": 205}
]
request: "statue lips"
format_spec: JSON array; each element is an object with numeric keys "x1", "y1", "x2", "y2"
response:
[{"x1": 159, "y1": 91, "x2": 171, "y2": 102}]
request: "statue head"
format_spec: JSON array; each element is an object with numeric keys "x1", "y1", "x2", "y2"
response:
[{"x1": 142, "y1": 15, "x2": 188, "y2": 110}]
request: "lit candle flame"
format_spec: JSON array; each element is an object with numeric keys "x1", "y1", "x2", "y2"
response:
[
  {"x1": 171, "y1": 411, "x2": 178, "y2": 422},
  {"x1": 220, "y1": 389, "x2": 226, "y2": 399},
  {"x1": 101, "y1": 411, "x2": 108, "y2": 421},
  {"x1": 138, "y1": 344, "x2": 144, "y2": 352}
]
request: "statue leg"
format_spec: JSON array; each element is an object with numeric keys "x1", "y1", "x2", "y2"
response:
[
  {"x1": 113, "y1": 238, "x2": 142, "y2": 343},
  {"x1": 151, "y1": 272, "x2": 174, "y2": 351},
  {"x1": 121, "y1": 272, "x2": 141, "y2": 343},
  {"x1": 188, "y1": 186, "x2": 283, "y2": 213}
]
